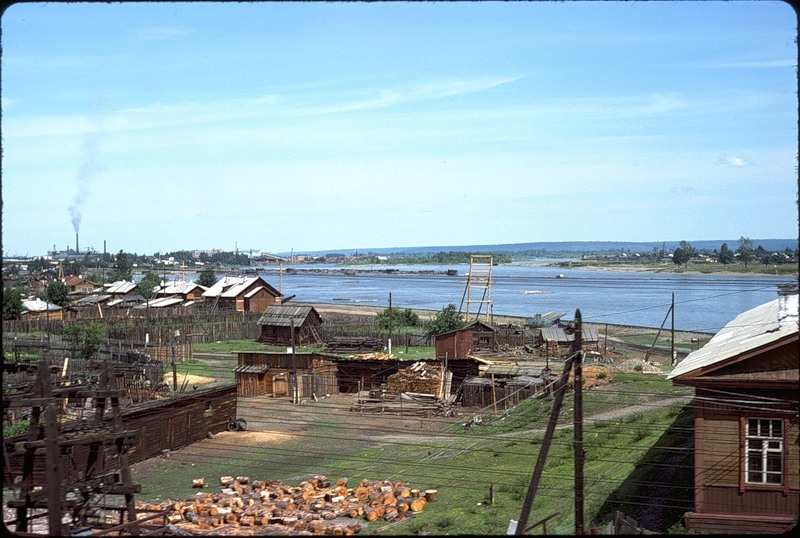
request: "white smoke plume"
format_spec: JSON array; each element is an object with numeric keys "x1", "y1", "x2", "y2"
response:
[{"x1": 69, "y1": 134, "x2": 101, "y2": 234}]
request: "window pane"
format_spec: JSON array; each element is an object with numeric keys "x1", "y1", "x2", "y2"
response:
[
  {"x1": 748, "y1": 419, "x2": 758, "y2": 436},
  {"x1": 767, "y1": 455, "x2": 782, "y2": 472},
  {"x1": 773, "y1": 421, "x2": 783, "y2": 437},
  {"x1": 748, "y1": 455, "x2": 762, "y2": 471},
  {"x1": 760, "y1": 419, "x2": 771, "y2": 434},
  {"x1": 748, "y1": 472, "x2": 761, "y2": 482},
  {"x1": 767, "y1": 474, "x2": 782, "y2": 485}
]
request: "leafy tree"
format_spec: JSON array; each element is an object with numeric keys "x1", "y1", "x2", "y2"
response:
[
  {"x1": 62, "y1": 321, "x2": 105, "y2": 360},
  {"x1": 376, "y1": 308, "x2": 419, "y2": 331},
  {"x1": 426, "y1": 303, "x2": 465, "y2": 335},
  {"x1": 672, "y1": 241, "x2": 696, "y2": 268},
  {"x1": 108, "y1": 250, "x2": 133, "y2": 281},
  {"x1": 197, "y1": 268, "x2": 218, "y2": 288},
  {"x1": 138, "y1": 272, "x2": 162, "y2": 302},
  {"x1": 717, "y1": 243, "x2": 735, "y2": 264},
  {"x1": 44, "y1": 280, "x2": 71, "y2": 307},
  {"x1": 737, "y1": 236, "x2": 754, "y2": 268},
  {"x1": 3, "y1": 287, "x2": 25, "y2": 320}
]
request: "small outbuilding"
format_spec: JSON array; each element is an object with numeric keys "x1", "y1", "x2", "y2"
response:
[
  {"x1": 435, "y1": 320, "x2": 497, "y2": 359},
  {"x1": 258, "y1": 305, "x2": 323, "y2": 346}
]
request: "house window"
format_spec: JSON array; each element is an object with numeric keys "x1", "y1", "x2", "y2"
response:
[{"x1": 746, "y1": 418, "x2": 783, "y2": 485}]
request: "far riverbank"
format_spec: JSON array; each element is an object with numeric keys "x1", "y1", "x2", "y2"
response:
[{"x1": 537, "y1": 260, "x2": 798, "y2": 278}]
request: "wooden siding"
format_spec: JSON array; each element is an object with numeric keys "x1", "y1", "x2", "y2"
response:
[
  {"x1": 235, "y1": 352, "x2": 339, "y2": 397},
  {"x1": 435, "y1": 328, "x2": 496, "y2": 359},
  {"x1": 3, "y1": 383, "x2": 238, "y2": 488}
]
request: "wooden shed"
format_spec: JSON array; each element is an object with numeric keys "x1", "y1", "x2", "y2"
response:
[
  {"x1": 539, "y1": 326, "x2": 599, "y2": 357},
  {"x1": 235, "y1": 352, "x2": 338, "y2": 398},
  {"x1": 461, "y1": 364, "x2": 549, "y2": 410},
  {"x1": 667, "y1": 286, "x2": 799, "y2": 534},
  {"x1": 3, "y1": 383, "x2": 238, "y2": 488},
  {"x1": 435, "y1": 320, "x2": 497, "y2": 359},
  {"x1": 258, "y1": 305, "x2": 323, "y2": 346}
]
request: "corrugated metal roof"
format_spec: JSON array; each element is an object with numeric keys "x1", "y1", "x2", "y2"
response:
[
  {"x1": 668, "y1": 295, "x2": 799, "y2": 380},
  {"x1": 104, "y1": 280, "x2": 138, "y2": 294},
  {"x1": 258, "y1": 305, "x2": 317, "y2": 326},
  {"x1": 135, "y1": 297, "x2": 184, "y2": 309},
  {"x1": 202, "y1": 276, "x2": 281, "y2": 299},
  {"x1": 158, "y1": 281, "x2": 206, "y2": 296}
]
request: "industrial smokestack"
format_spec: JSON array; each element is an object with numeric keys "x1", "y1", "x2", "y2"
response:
[{"x1": 76, "y1": 232, "x2": 79, "y2": 255}]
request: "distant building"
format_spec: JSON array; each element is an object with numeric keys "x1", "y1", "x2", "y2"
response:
[{"x1": 201, "y1": 275, "x2": 282, "y2": 312}]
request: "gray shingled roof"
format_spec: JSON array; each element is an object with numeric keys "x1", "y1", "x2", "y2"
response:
[{"x1": 257, "y1": 305, "x2": 318, "y2": 326}]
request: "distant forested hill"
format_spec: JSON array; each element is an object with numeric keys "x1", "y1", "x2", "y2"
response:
[{"x1": 286, "y1": 239, "x2": 798, "y2": 257}]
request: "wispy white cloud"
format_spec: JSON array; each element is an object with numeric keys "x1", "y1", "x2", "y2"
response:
[
  {"x1": 133, "y1": 26, "x2": 190, "y2": 41},
  {"x1": 698, "y1": 59, "x2": 796, "y2": 69},
  {"x1": 328, "y1": 76, "x2": 522, "y2": 113},
  {"x1": 719, "y1": 154, "x2": 755, "y2": 168}
]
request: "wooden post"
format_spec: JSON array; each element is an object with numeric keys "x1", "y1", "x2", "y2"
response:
[{"x1": 573, "y1": 309, "x2": 584, "y2": 536}]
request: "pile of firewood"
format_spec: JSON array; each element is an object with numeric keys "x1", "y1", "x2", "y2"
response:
[
  {"x1": 136, "y1": 475, "x2": 438, "y2": 534},
  {"x1": 386, "y1": 362, "x2": 441, "y2": 394}
]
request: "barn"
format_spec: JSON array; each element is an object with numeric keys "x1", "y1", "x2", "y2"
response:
[{"x1": 235, "y1": 352, "x2": 338, "y2": 398}]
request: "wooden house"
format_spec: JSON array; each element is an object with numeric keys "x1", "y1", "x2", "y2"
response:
[
  {"x1": 258, "y1": 305, "x2": 323, "y2": 346},
  {"x1": 64, "y1": 275, "x2": 98, "y2": 294},
  {"x1": 667, "y1": 285, "x2": 799, "y2": 534},
  {"x1": 156, "y1": 280, "x2": 207, "y2": 302},
  {"x1": 202, "y1": 275, "x2": 282, "y2": 312},
  {"x1": 435, "y1": 320, "x2": 497, "y2": 359},
  {"x1": 19, "y1": 298, "x2": 63, "y2": 321}
]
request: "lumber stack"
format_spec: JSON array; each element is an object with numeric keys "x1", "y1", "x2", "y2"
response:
[
  {"x1": 350, "y1": 392, "x2": 447, "y2": 416},
  {"x1": 136, "y1": 475, "x2": 436, "y2": 534},
  {"x1": 386, "y1": 362, "x2": 441, "y2": 394}
]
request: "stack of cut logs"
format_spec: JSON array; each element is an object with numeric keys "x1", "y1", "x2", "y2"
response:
[
  {"x1": 386, "y1": 362, "x2": 441, "y2": 394},
  {"x1": 137, "y1": 475, "x2": 438, "y2": 534}
]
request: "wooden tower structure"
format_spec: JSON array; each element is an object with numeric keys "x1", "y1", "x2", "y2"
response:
[{"x1": 459, "y1": 255, "x2": 494, "y2": 323}]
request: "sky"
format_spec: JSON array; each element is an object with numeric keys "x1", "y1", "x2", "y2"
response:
[{"x1": 1, "y1": 1, "x2": 797, "y2": 257}]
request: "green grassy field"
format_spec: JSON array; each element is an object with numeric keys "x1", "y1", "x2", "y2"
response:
[{"x1": 132, "y1": 373, "x2": 695, "y2": 535}]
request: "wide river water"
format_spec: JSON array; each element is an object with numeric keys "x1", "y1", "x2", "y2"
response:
[{"x1": 251, "y1": 261, "x2": 796, "y2": 333}]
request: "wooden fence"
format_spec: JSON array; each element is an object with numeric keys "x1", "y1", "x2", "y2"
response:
[{"x1": 3, "y1": 383, "x2": 238, "y2": 488}]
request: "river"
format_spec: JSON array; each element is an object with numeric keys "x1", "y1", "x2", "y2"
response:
[{"x1": 249, "y1": 261, "x2": 796, "y2": 333}]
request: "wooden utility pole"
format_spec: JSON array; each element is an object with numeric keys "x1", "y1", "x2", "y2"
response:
[
  {"x1": 573, "y1": 309, "x2": 585, "y2": 535},
  {"x1": 516, "y1": 308, "x2": 585, "y2": 535},
  {"x1": 670, "y1": 292, "x2": 676, "y2": 365},
  {"x1": 388, "y1": 292, "x2": 393, "y2": 355},
  {"x1": 515, "y1": 352, "x2": 579, "y2": 533},
  {"x1": 291, "y1": 319, "x2": 298, "y2": 404}
]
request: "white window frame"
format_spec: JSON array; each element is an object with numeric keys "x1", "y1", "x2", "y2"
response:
[{"x1": 745, "y1": 417, "x2": 784, "y2": 486}]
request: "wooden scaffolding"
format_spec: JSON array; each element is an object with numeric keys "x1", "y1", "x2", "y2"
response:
[
  {"x1": 459, "y1": 254, "x2": 494, "y2": 322},
  {"x1": 4, "y1": 360, "x2": 141, "y2": 535}
]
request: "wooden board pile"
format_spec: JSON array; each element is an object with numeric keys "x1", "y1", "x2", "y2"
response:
[
  {"x1": 350, "y1": 392, "x2": 445, "y2": 416},
  {"x1": 386, "y1": 362, "x2": 441, "y2": 394},
  {"x1": 136, "y1": 475, "x2": 438, "y2": 535}
]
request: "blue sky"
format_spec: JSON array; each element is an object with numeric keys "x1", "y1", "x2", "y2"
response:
[{"x1": 1, "y1": 1, "x2": 797, "y2": 257}]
